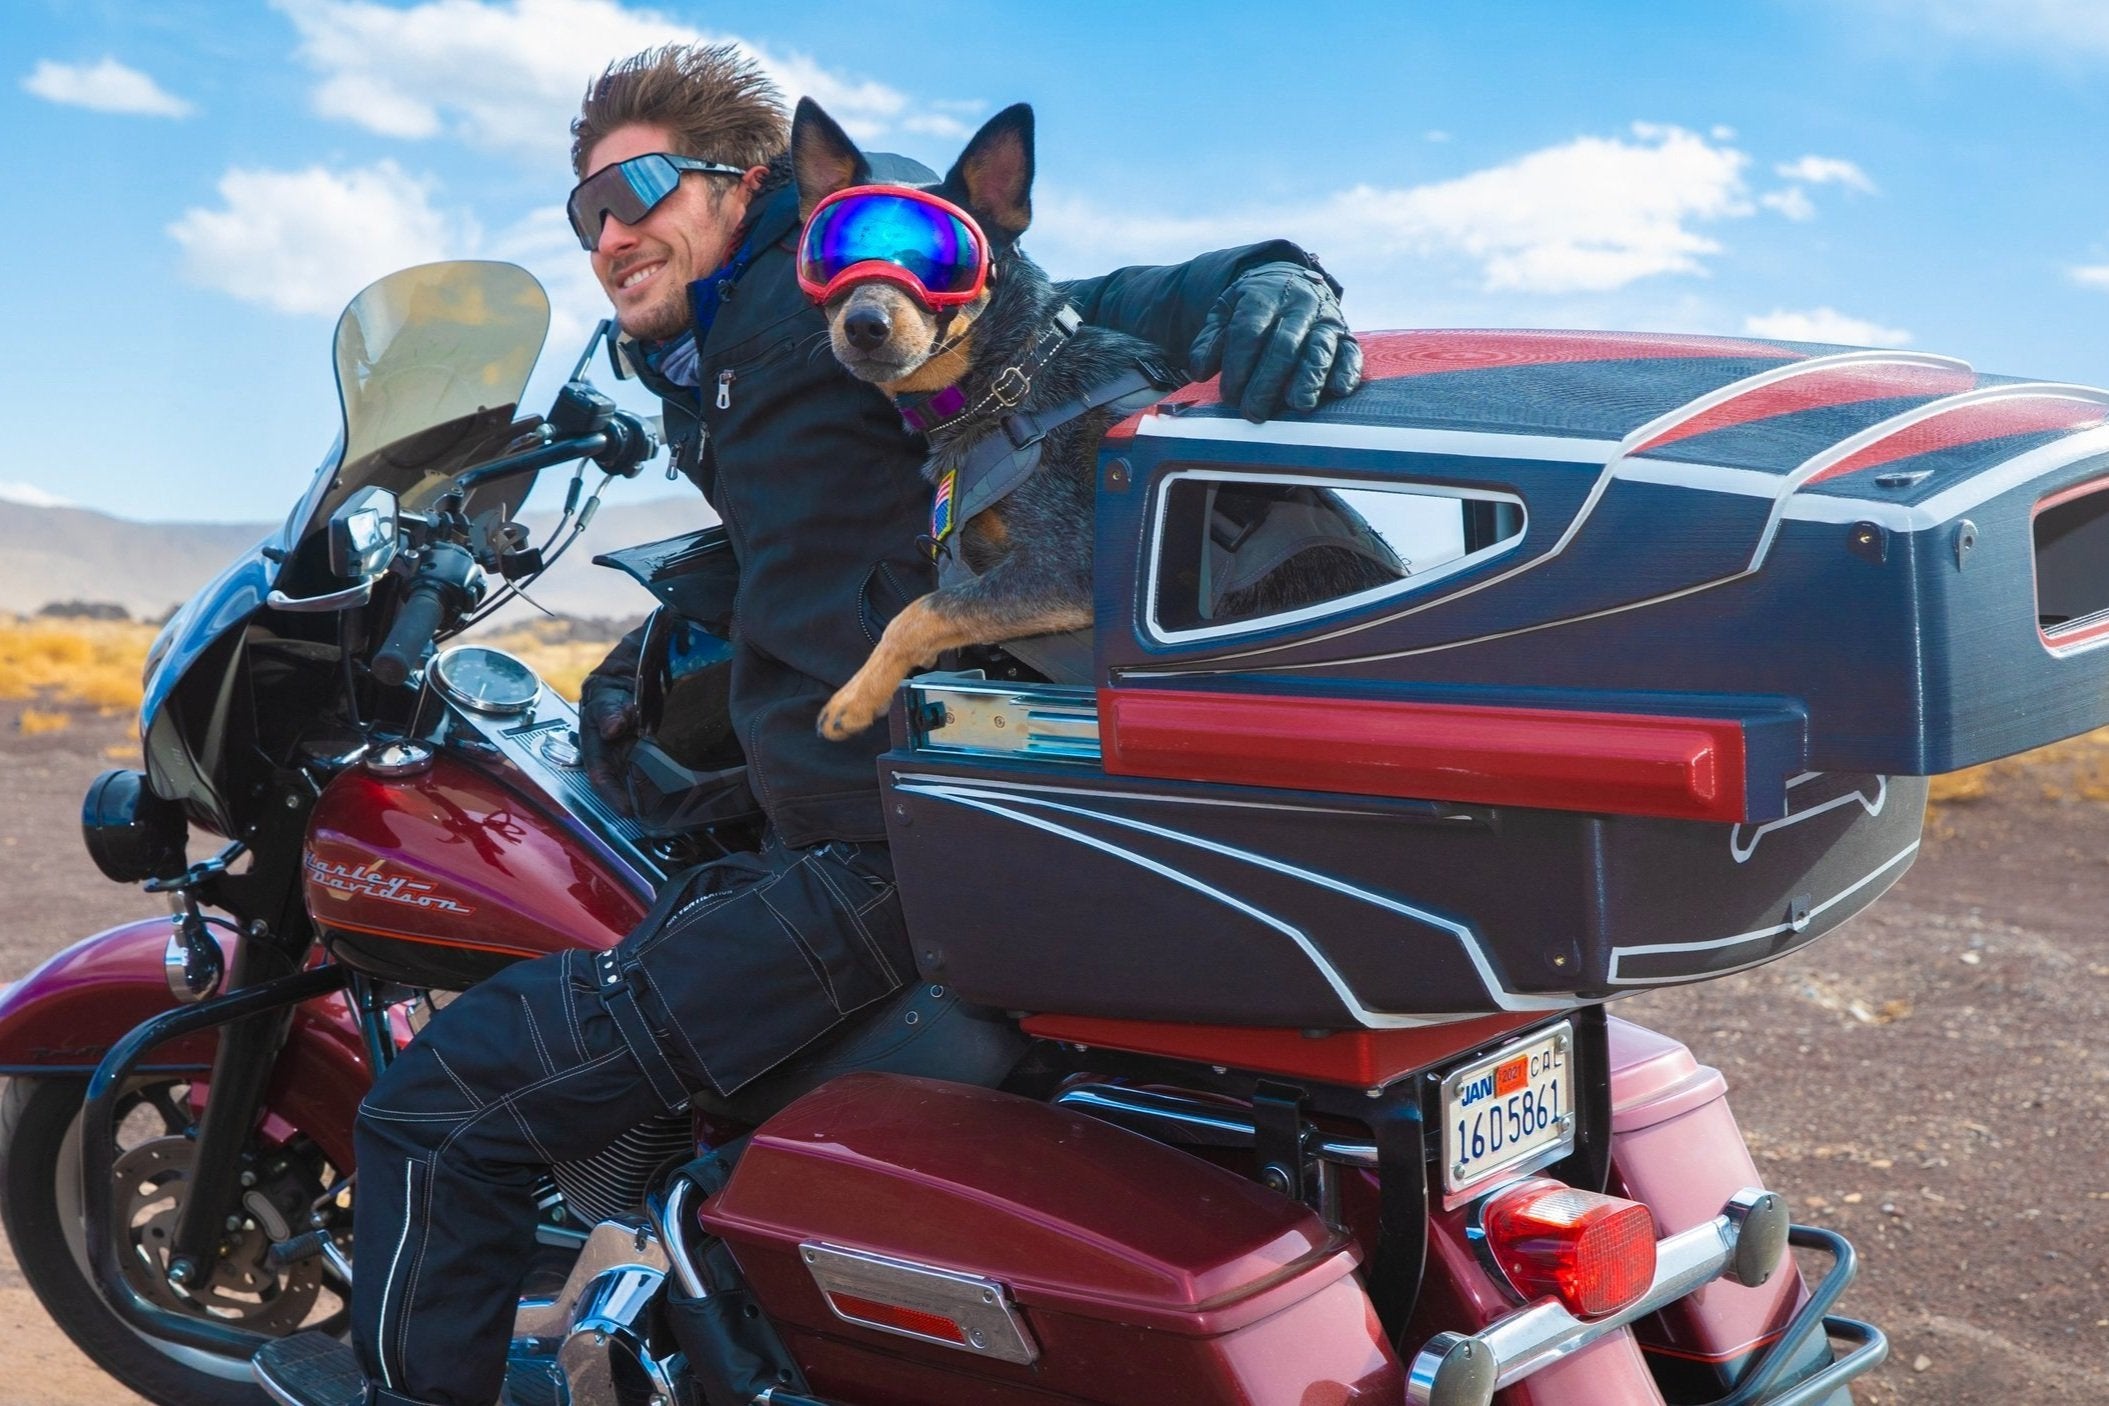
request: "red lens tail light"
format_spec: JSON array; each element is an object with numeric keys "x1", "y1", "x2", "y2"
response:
[
  {"x1": 825, "y1": 1290, "x2": 970, "y2": 1345},
  {"x1": 1480, "y1": 1179, "x2": 1658, "y2": 1318}
]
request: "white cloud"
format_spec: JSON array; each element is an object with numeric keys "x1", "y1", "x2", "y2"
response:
[
  {"x1": 168, "y1": 162, "x2": 469, "y2": 316},
  {"x1": 273, "y1": 0, "x2": 974, "y2": 168},
  {"x1": 1774, "y1": 155, "x2": 1876, "y2": 194},
  {"x1": 1761, "y1": 187, "x2": 1817, "y2": 221},
  {"x1": 0, "y1": 482, "x2": 74, "y2": 509},
  {"x1": 1841, "y1": 0, "x2": 2109, "y2": 62},
  {"x1": 1424, "y1": 129, "x2": 1452, "y2": 144},
  {"x1": 1744, "y1": 307, "x2": 1912, "y2": 347},
  {"x1": 1035, "y1": 123, "x2": 1753, "y2": 298},
  {"x1": 2072, "y1": 265, "x2": 2109, "y2": 290},
  {"x1": 22, "y1": 57, "x2": 193, "y2": 117},
  {"x1": 899, "y1": 113, "x2": 973, "y2": 139}
]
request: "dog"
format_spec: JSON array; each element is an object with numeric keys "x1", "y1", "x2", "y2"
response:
[
  {"x1": 794, "y1": 98, "x2": 1173, "y2": 740},
  {"x1": 793, "y1": 99, "x2": 1402, "y2": 740}
]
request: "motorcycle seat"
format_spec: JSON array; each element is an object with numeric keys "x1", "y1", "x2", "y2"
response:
[{"x1": 686, "y1": 979, "x2": 1027, "y2": 1127}]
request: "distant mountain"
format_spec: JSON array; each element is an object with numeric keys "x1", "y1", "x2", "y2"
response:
[{"x1": 0, "y1": 492, "x2": 715, "y2": 623}]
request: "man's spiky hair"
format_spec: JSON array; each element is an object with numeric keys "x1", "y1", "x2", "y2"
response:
[{"x1": 570, "y1": 43, "x2": 789, "y2": 177}]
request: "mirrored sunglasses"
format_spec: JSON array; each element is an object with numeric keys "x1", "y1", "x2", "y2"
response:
[{"x1": 567, "y1": 153, "x2": 747, "y2": 251}]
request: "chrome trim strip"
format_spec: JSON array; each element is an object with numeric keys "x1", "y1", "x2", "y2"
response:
[
  {"x1": 905, "y1": 678, "x2": 1100, "y2": 761},
  {"x1": 801, "y1": 1242, "x2": 1037, "y2": 1366}
]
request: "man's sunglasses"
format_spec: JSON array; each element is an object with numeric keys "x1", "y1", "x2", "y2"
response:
[
  {"x1": 796, "y1": 186, "x2": 990, "y2": 310},
  {"x1": 567, "y1": 153, "x2": 747, "y2": 251}
]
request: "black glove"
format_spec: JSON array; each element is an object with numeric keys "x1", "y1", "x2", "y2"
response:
[
  {"x1": 579, "y1": 677, "x2": 639, "y2": 813},
  {"x1": 1187, "y1": 262, "x2": 1363, "y2": 423},
  {"x1": 578, "y1": 624, "x2": 648, "y2": 815}
]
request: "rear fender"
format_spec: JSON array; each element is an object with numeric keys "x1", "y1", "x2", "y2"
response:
[{"x1": 0, "y1": 917, "x2": 369, "y2": 1170}]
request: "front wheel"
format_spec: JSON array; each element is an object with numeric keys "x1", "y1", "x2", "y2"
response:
[{"x1": 0, "y1": 1076, "x2": 348, "y2": 1406}]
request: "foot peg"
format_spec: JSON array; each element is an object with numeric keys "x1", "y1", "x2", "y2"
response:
[{"x1": 251, "y1": 1331, "x2": 367, "y2": 1406}]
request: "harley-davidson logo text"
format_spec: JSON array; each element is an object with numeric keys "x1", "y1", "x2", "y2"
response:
[{"x1": 304, "y1": 855, "x2": 477, "y2": 914}]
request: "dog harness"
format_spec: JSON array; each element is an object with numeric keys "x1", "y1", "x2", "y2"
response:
[
  {"x1": 892, "y1": 306, "x2": 1179, "y2": 679},
  {"x1": 899, "y1": 308, "x2": 1178, "y2": 566}
]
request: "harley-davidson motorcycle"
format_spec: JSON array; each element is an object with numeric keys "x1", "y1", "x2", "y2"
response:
[{"x1": 9, "y1": 258, "x2": 2109, "y2": 1405}]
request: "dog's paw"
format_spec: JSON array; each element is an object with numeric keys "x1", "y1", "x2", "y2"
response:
[{"x1": 816, "y1": 686, "x2": 880, "y2": 741}]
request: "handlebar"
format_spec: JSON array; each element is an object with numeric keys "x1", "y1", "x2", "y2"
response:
[
  {"x1": 453, "y1": 406, "x2": 659, "y2": 495},
  {"x1": 370, "y1": 542, "x2": 479, "y2": 687},
  {"x1": 454, "y1": 432, "x2": 607, "y2": 494}
]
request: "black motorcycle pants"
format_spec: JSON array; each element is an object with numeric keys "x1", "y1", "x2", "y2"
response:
[{"x1": 350, "y1": 836, "x2": 907, "y2": 1406}]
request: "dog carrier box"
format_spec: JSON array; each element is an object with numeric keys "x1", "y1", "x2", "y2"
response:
[{"x1": 880, "y1": 331, "x2": 2109, "y2": 1029}]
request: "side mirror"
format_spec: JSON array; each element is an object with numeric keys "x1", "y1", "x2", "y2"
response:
[{"x1": 328, "y1": 486, "x2": 400, "y2": 580}]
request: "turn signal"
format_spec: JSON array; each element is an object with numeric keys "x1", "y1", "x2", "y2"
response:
[{"x1": 1479, "y1": 1179, "x2": 1657, "y2": 1318}]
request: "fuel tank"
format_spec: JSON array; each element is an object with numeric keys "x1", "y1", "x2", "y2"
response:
[{"x1": 304, "y1": 752, "x2": 648, "y2": 988}]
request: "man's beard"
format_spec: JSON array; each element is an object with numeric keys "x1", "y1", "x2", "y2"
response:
[{"x1": 619, "y1": 281, "x2": 691, "y2": 343}]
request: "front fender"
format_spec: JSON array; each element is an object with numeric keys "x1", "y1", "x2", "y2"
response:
[{"x1": 0, "y1": 917, "x2": 370, "y2": 1169}]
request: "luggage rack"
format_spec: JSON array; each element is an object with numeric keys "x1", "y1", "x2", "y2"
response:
[{"x1": 903, "y1": 674, "x2": 1100, "y2": 763}]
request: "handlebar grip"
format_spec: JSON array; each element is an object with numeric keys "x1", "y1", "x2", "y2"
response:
[{"x1": 370, "y1": 579, "x2": 450, "y2": 688}]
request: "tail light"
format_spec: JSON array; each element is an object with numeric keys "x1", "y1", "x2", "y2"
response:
[{"x1": 1479, "y1": 1178, "x2": 1658, "y2": 1318}]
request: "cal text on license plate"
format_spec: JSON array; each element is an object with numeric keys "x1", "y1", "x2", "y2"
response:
[{"x1": 1442, "y1": 1022, "x2": 1574, "y2": 1193}]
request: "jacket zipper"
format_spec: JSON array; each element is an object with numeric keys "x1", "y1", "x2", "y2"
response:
[
  {"x1": 671, "y1": 420, "x2": 700, "y2": 480},
  {"x1": 716, "y1": 369, "x2": 734, "y2": 410}
]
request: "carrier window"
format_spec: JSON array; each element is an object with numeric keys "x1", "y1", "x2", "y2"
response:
[
  {"x1": 1149, "y1": 471, "x2": 1525, "y2": 640},
  {"x1": 2035, "y1": 476, "x2": 2109, "y2": 650}
]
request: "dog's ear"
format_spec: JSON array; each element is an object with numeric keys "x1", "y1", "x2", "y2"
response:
[
  {"x1": 793, "y1": 98, "x2": 872, "y2": 221},
  {"x1": 940, "y1": 103, "x2": 1034, "y2": 241}
]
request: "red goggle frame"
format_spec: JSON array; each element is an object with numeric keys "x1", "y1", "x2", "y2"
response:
[{"x1": 796, "y1": 185, "x2": 990, "y2": 310}]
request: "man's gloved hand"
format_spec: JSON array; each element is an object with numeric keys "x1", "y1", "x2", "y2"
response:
[
  {"x1": 578, "y1": 621, "x2": 649, "y2": 816},
  {"x1": 1187, "y1": 261, "x2": 1363, "y2": 423},
  {"x1": 579, "y1": 676, "x2": 639, "y2": 814}
]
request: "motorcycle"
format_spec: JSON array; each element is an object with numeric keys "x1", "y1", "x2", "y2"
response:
[{"x1": 6, "y1": 259, "x2": 2107, "y2": 1406}]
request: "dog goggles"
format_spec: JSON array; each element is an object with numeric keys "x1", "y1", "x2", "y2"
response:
[
  {"x1": 567, "y1": 153, "x2": 748, "y2": 250},
  {"x1": 796, "y1": 186, "x2": 990, "y2": 309}
]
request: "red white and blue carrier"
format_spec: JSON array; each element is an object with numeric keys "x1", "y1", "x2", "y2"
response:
[{"x1": 821, "y1": 329, "x2": 2109, "y2": 1402}]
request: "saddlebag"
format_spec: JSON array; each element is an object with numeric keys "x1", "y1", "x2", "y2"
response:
[{"x1": 699, "y1": 1073, "x2": 1404, "y2": 1404}]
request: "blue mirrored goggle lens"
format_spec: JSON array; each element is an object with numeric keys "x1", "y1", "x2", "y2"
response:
[
  {"x1": 798, "y1": 193, "x2": 981, "y2": 294},
  {"x1": 568, "y1": 154, "x2": 682, "y2": 249}
]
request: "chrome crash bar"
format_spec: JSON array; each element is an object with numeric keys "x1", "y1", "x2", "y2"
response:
[{"x1": 1408, "y1": 1201, "x2": 1887, "y2": 1406}]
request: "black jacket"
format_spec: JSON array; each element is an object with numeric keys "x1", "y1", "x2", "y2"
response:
[{"x1": 626, "y1": 170, "x2": 1324, "y2": 847}]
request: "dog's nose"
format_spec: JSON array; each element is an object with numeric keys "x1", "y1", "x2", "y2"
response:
[{"x1": 843, "y1": 306, "x2": 892, "y2": 351}]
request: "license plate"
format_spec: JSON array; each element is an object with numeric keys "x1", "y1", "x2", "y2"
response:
[{"x1": 1441, "y1": 1022, "x2": 1575, "y2": 1193}]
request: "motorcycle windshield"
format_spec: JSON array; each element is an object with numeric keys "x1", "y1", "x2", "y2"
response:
[
  {"x1": 282, "y1": 260, "x2": 552, "y2": 551},
  {"x1": 142, "y1": 262, "x2": 550, "y2": 827}
]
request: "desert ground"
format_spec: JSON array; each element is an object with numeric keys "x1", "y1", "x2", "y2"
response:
[{"x1": 0, "y1": 686, "x2": 2101, "y2": 1404}]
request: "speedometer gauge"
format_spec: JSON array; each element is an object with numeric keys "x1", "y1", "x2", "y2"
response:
[{"x1": 430, "y1": 646, "x2": 541, "y2": 716}]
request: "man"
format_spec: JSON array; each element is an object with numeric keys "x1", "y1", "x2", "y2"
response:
[{"x1": 259, "y1": 43, "x2": 1361, "y2": 1406}]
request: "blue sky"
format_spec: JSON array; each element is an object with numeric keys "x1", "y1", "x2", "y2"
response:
[{"x1": 10, "y1": 0, "x2": 2109, "y2": 521}]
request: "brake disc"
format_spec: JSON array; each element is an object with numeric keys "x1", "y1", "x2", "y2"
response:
[{"x1": 111, "y1": 1135, "x2": 323, "y2": 1333}]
